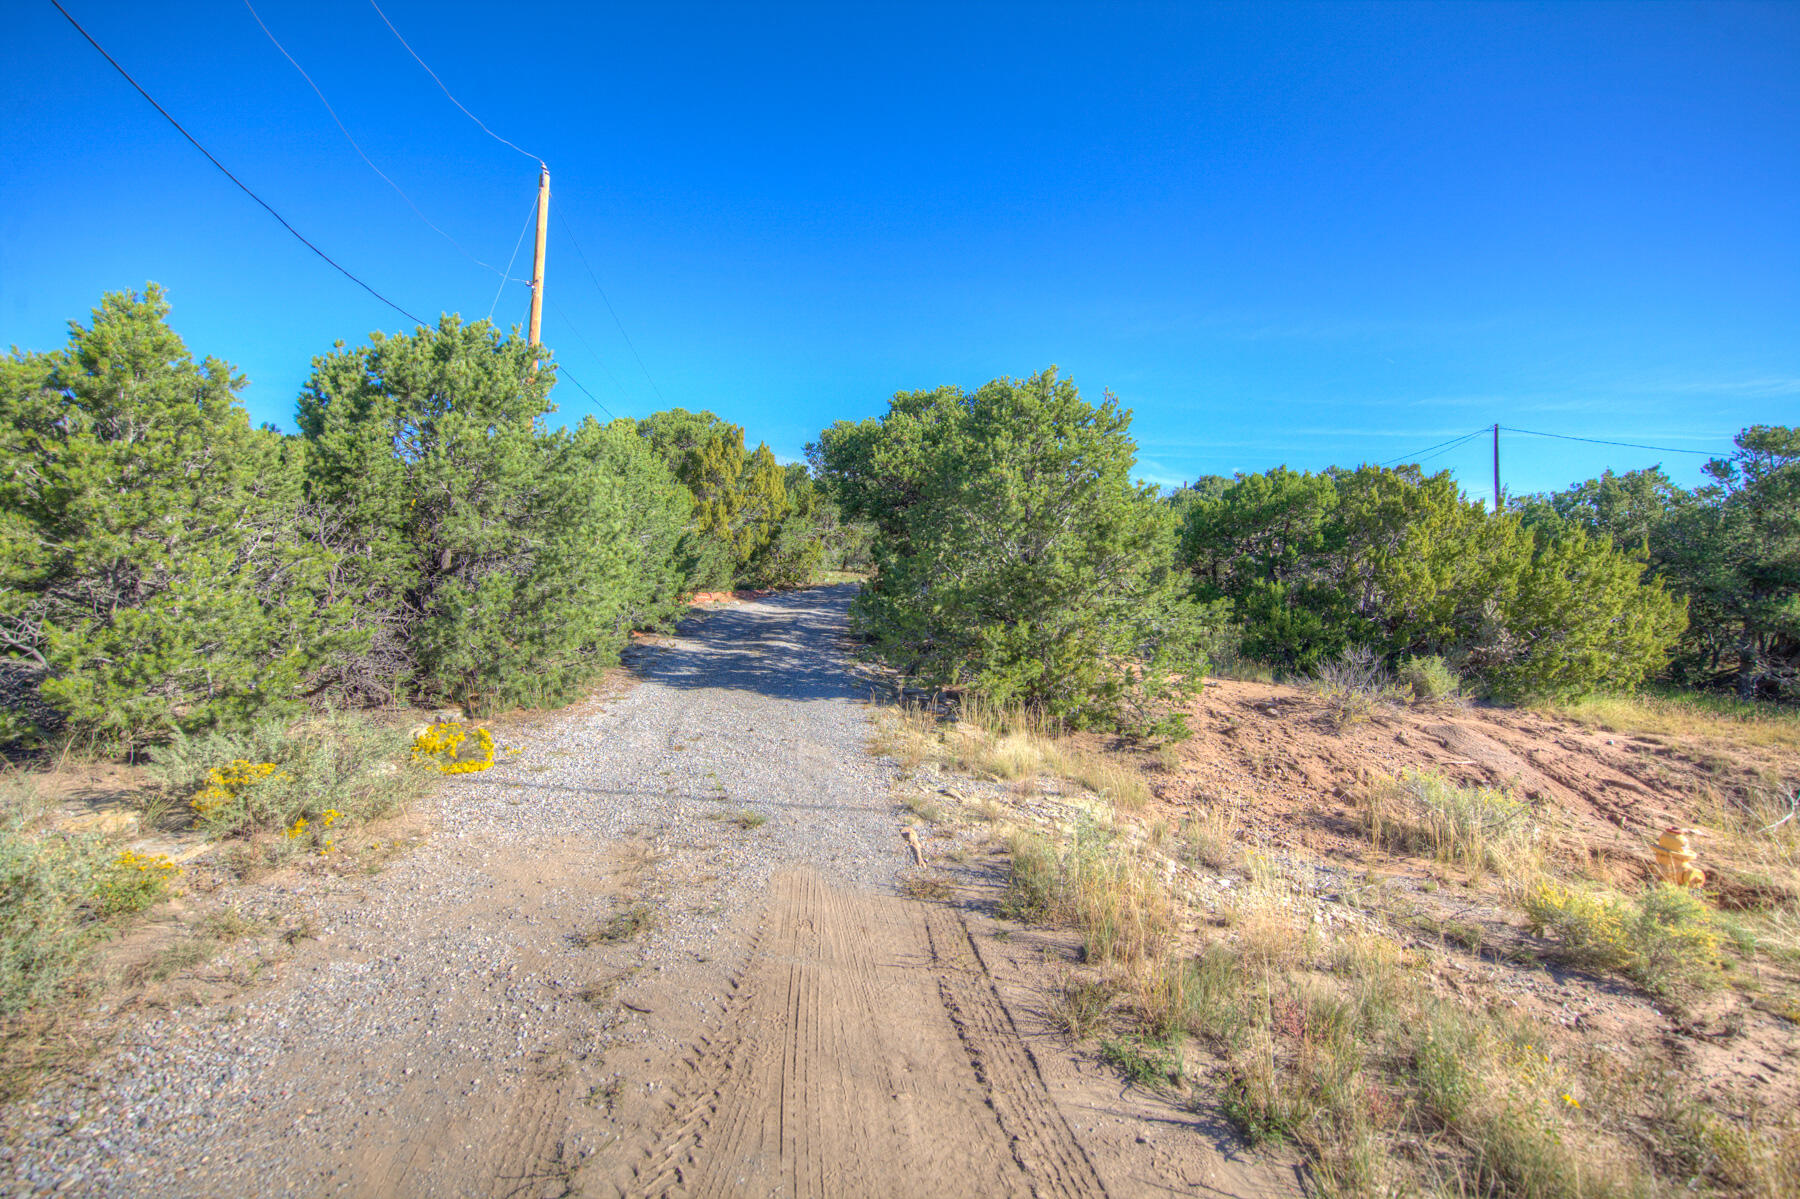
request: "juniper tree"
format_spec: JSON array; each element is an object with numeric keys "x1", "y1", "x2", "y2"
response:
[
  {"x1": 299, "y1": 317, "x2": 639, "y2": 712},
  {"x1": 639, "y1": 408, "x2": 795, "y2": 589},
  {"x1": 1517, "y1": 427, "x2": 1798, "y2": 699},
  {"x1": 0, "y1": 286, "x2": 348, "y2": 751},
  {"x1": 826, "y1": 368, "x2": 1206, "y2": 734},
  {"x1": 1179, "y1": 462, "x2": 1687, "y2": 697},
  {"x1": 567, "y1": 416, "x2": 692, "y2": 632}
]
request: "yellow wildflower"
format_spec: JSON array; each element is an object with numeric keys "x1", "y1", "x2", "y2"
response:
[{"x1": 412, "y1": 722, "x2": 495, "y2": 774}]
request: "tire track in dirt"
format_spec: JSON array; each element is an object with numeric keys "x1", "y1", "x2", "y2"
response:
[
  {"x1": 625, "y1": 869, "x2": 1103, "y2": 1199},
  {"x1": 924, "y1": 905, "x2": 1107, "y2": 1197}
]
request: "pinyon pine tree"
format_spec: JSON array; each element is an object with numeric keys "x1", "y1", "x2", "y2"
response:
[
  {"x1": 821, "y1": 368, "x2": 1206, "y2": 734},
  {"x1": 0, "y1": 285, "x2": 348, "y2": 751},
  {"x1": 299, "y1": 316, "x2": 641, "y2": 712}
]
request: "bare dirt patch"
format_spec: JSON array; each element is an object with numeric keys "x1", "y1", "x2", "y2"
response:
[{"x1": 878, "y1": 677, "x2": 1799, "y2": 1194}]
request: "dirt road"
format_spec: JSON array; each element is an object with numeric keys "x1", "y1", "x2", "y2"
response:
[{"x1": 7, "y1": 586, "x2": 1295, "y2": 1198}]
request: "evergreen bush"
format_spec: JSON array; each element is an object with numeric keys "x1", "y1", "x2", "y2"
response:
[
  {"x1": 299, "y1": 316, "x2": 652, "y2": 711},
  {"x1": 0, "y1": 286, "x2": 353, "y2": 752},
  {"x1": 816, "y1": 367, "x2": 1208, "y2": 734},
  {"x1": 1178, "y1": 463, "x2": 1686, "y2": 699}
]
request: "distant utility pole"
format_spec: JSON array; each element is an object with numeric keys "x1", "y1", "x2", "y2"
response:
[
  {"x1": 1492, "y1": 423, "x2": 1502, "y2": 512},
  {"x1": 527, "y1": 165, "x2": 550, "y2": 348}
]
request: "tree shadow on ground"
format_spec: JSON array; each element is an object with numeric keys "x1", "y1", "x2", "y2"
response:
[{"x1": 623, "y1": 584, "x2": 883, "y2": 705}]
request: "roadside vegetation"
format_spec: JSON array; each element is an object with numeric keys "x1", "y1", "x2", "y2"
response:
[
  {"x1": 882, "y1": 682, "x2": 1800, "y2": 1198},
  {"x1": 0, "y1": 286, "x2": 871, "y2": 1085},
  {"x1": 814, "y1": 369, "x2": 1209, "y2": 736},
  {"x1": 0, "y1": 285, "x2": 871, "y2": 756}
]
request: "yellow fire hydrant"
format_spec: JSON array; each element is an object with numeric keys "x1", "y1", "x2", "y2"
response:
[{"x1": 1653, "y1": 827, "x2": 1705, "y2": 887}]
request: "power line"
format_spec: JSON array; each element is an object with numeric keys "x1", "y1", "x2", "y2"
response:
[
  {"x1": 553, "y1": 199, "x2": 668, "y2": 405},
  {"x1": 553, "y1": 365, "x2": 617, "y2": 422},
  {"x1": 487, "y1": 199, "x2": 536, "y2": 322},
  {"x1": 51, "y1": 0, "x2": 426, "y2": 325},
  {"x1": 366, "y1": 0, "x2": 543, "y2": 165},
  {"x1": 1498, "y1": 426, "x2": 1720, "y2": 456},
  {"x1": 1414, "y1": 431, "x2": 1488, "y2": 468},
  {"x1": 547, "y1": 297, "x2": 638, "y2": 410},
  {"x1": 1374, "y1": 428, "x2": 1487, "y2": 468},
  {"x1": 241, "y1": 0, "x2": 522, "y2": 282}
]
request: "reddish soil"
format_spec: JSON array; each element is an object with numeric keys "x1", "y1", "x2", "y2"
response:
[
  {"x1": 1143, "y1": 678, "x2": 1794, "y2": 897},
  {"x1": 1090, "y1": 678, "x2": 1800, "y2": 1123}
]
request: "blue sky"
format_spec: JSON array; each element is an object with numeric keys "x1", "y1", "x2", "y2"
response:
[{"x1": 4, "y1": 1, "x2": 1797, "y2": 496}]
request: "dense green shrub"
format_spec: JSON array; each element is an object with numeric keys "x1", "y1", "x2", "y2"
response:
[
  {"x1": 1520, "y1": 427, "x2": 1799, "y2": 701},
  {"x1": 568, "y1": 416, "x2": 693, "y2": 631},
  {"x1": 1179, "y1": 463, "x2": 1686, "y2": 699},
  {"x1": 1397, "y1": 654, "x2": 1461, "y2": 704},
  {"x1": 0, "y1": 288, "x2": 835, "y2": 752},
  {"x1": 0, "y1": 286, "x2": 354, "y2": 752},
  {"x1": 0, "y1": 820, "x2": 110, "y2": 1014},
  {"x1": 299, "y1": 316, "x2": 657, "y2": 712},
  {"x1": 743, "y1": 463, "x2": 826, "y2": 589},
  {"x1": 815, "y1": 368, "x2": 1207, "y2": 734},
  {"x1": 639, "y1": 408, "x2": 793, "y2": 590},
  {"x1": 1522, "y1": 880, "x2": 1722, "y2": 1000}
]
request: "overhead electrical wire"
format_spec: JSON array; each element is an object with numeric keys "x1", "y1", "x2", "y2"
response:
[
  {"x1": 1412, "y1": 432, "x2": 1489, "y2": 468},
  {"x1": 547, "y1": 298, "x2": 635, "y2": 412},
  {"x1": 553, "y1": 200, "x2": 668, "y2": 405},
  {"x1": 1498, "y1": 426, "x2": 1720, "y2": 456},
  {"x1": 50, "y1": 0, "x2": 425, "y2": 325},
  {"x1": 240, "y1": 0, "x2": 523, "y2": 284},
  {"x1": 1374, "y1": 428, "x2": 1487, "y2": 468},
  {"x1": 488, "y1": 199, "x2": 537, "y2": 322},
  {"x1": 358, "y1": 3, "x2": 640, "y2": 414},
  {"x1": 366, "y1": 0, "x2": 543, "y2": 165},
  {"x1": 552, "y1": 365, "x2": 617, "y2": 422}
]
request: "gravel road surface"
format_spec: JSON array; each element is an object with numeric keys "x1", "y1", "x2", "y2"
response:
[{"x1": 4, "y1": 585, "x2": 1294, "y2": 1199}]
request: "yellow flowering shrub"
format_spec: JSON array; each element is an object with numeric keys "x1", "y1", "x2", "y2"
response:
[
  {"x1": 283, "y1": 808, "x2": 341, "y2": 855},
  {"x1": 411, "y1": 723, "x2": 496, "y2": 774},
  {"x1": 93, "y1": 849, "x2": 178, "y2": 916},
  {"x1": 190, "y1": 759, "x2": 292, "y2": 816},
  {"x1": 1523, "y1": 880, "x2": 1722, "y2": 999}
]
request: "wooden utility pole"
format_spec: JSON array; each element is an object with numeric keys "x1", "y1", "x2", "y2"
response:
[
  {"x1": 527, "y1": 165, "x2": 549, "y2": 348},
  {"x1": 1490, "y1": 423, "x2": 1504, "y2": 511}
]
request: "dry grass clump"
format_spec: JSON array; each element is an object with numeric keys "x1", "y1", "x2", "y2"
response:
[
  {"x1": 899, "y1": 873, "x2": 952, "y2": 902},
  {"x1": 575, "y1": 903, "x2": 657, "y2": 947},
  {"x1": 1049, "y1": 748, "x2": 1152, "y2": 811},
  {"x1": 1364, "y1": 770, "x2": 1542, "y2": 881},
  {"x1": 1046, "y1": 976, "x2": 1116, "y2": 1039},
  {"x1": 1069, "y1": 899, "x2": 1646, "y2": 1199},
  {"x1": 1702, "y1": 783, "x2": 1799, "y2": 890},
  {"x1": 871, "y1": 699, "x2": 1154, "y2": 813},
  {"x1": 1539, "y1": 689, "x2": 1800, "y2": 754},
  {"x1": 705, "y1": 808, "x2": 767, "y2": 830},
  {"x1": 1310, "y1": 646, "x2": 1405, "y2": 729},
  {"x1": 900, "y1": 793, "x2": 948, "y2": 824},
  {"x1": 999, "y1": 824, "x2": 1173, "y2": 965},
  {"x1": 1638, "y1": 1090, "x2": 1800, "y2": 1197},
  {"x1": 988, "y1": 788, "x2": 1799, "y2": 1195},
  {"x1": 1180, "y1": 803, "x2": 1241, "y2": 872}
]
